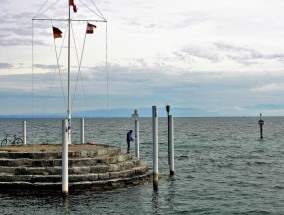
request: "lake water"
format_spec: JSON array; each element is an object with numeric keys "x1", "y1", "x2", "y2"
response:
[{"x1": 0, "y1": 117, "x2": 284, "y2": 214}]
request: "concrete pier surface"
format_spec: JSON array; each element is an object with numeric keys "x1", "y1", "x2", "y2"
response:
[{"x1": 0, "y1": 144, "x2": 151, "y2": 192}]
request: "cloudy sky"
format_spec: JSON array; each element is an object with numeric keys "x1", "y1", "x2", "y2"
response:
[{"x1": 1, "y1": 0, "x2": 284, "y2": 117}]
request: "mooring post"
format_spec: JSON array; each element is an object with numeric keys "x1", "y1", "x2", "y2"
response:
[
  {"x1": 166, "y1": 105, "x2": 170, "y2": 165},
  {"x1": 132, "y1": 110, "x2": 140, "y2": 158},
  {"x1": 169, "y1": 115, "x2": 174, "y2": 175},
  {"x1": 258, "y1": 113, "x2": 264, "y2": 139},
  {"x1": 62, "y1": 119, "x2": 69, "y2": 194},
  {"x1": 23, "y1": 121, "x2": 26, "y2": 145},
  {"x1": 152, "y1": 106, "x2": 158, "y2": 191},
  {"x1": 81, "y1": 118, "x2": 85, "y2": 144}
]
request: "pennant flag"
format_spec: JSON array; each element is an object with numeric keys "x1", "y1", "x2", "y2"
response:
[
  {"x1": 69, "y1": 0, "x2": 77, "y2": 13},
  {"x1": 86, "y1": 23, "x2": 96, "y2": 34},
  {"x1": 53, "y1": 27, "x2": 62, "y2": 38}
]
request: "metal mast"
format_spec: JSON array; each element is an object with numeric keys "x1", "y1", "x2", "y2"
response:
[
  {"x1": 32, "y1": 0, "x2": 108, "y2": 142},
  {"x1": 67, "y1": 0, "x2": 71, "y2": 144}
]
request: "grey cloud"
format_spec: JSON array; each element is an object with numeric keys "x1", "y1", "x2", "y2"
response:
[
  {"x1": 33, "y1": 64, "x2": 57, "y2": 70},
  {"x1": 181, "y1": 46, "x2": 220, "y2": 62},
  {"x1": 0, "y1": 63, "x2": 31, "y2": 70},
  {"x1": 215, "y1": 42, "x2": 284, "y2": 64},
  {"x1": 0, "y1": 63, "x2": 13, "y2": 69}
]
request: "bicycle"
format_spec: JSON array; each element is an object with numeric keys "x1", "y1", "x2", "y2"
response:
[{"x1": 1, "y1": 133, "x2": 23, "y2": 147}]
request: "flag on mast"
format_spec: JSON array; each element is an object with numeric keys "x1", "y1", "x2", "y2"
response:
[
  {"x1": 86, "y1": 23, "x2": 96, "y2": 34},
  {"x1": 69, "y1": 0, "x2": 77, "y2": 13},
  {"x1": 53, "y1": 27, "x2": 62, "y2": 38}
]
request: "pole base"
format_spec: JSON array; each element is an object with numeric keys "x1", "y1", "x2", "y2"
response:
[
  {"x1": 170, "y1": 170, "x2": 175, "y2": 176},
  {"x1": 153, "y1": 173, "x2": 158, "y2": 191},
  {"x1": 153, "y1": 180, "x2": 158, "y2": 191}
]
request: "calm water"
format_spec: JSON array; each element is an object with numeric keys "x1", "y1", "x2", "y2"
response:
[{"x1": 1, "y1": 117, "x2": 284, "y2": 214}]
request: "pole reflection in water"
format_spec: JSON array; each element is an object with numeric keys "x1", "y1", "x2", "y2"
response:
[
  {"x1": 165, "y1": 176, "x2": 176, "y2": 211},
  {"x1": 62, "y1": 194, "x2": 70, "y2": 214},
  {"x1": 151, "y1": 190, "x2": 160, "y2": 215}
]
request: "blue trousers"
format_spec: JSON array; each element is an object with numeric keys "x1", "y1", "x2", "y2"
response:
[{"x1": 127, "y1": 140, "x2": 130, "y2": 153}]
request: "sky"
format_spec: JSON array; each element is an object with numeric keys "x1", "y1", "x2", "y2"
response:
[{"x1": 1, "y1": 0, "x2": 284, "y2": 117}]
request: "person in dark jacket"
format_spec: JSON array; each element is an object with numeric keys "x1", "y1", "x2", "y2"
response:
[{"x1": 126, "y1": 130, "x2": 134, "y2": 154}]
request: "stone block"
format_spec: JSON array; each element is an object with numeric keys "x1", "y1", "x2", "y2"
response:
[
  {"x1": 108, "y1": 163, "x2": 123, "y2": 172},
  {"x1": 97, "y1": 149, "x2": 107, "y2": 156},
  {"x1": 118, "y1": 154, "x2": 132, "y2": 162},
  {"x1": 69, "y1": 174, "x2": 98, "y2": 182},
  {"x1": 90, "y1": 165, "x2": 110, "y2": 173},
  {"x1": 32, "y1": 175, "x2": 61, "y2": 183},
  {"x1": 72, "y1": 166, "x2": 90, "y2": 174},
  {"x1": 119, "y1": 169, "x2": 135, "y2": 178},
  {"x1": 109, "y1": 172, "x2": 120, "y2": 179},
  {"x1": 0, "y1": 166, "x2": 15, "y2": 174},
  {"x1": 106, "y1": 157, "x2": 118, "y2": 164},
  {"x1": 98, "y1": 173, "x2": 110, "y2": 180},
  {"x1": 123, "y1": 160, "x2": 135, "y2": 169}
]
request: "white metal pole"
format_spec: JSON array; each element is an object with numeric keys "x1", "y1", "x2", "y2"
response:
[
  {"x1": 169, "y1": 115, "x2": 174, "y2": 175},
  {"x1": 62, "y1": 119, "x2": 69, "y2": 194},
  {"x1": 23, "y1": 121, "x2": 26, "y2": 145},
  {"x1": 152, "y1": 106, "x2": 158, "y2": 191},
  {"x1": 67, "y1": 0, "x2": 72, "y2": 145},
  {"x1": 134, "y1": 110, "x2": 140, "y2": 158},
  {"x1": 81, "y1": 118, "x2": 85, "y2": 144}
]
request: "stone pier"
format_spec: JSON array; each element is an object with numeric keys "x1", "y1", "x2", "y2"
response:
[{"x1": 0, "y1": 144, "x2": 151, "y2": 191}]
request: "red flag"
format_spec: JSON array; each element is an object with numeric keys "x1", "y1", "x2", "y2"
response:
[
  {"x1": 73, "y1": 4, "x2": 77, "y2": 13},
  {"x1": 69, "y1": 0, "x2": 77, "y2": 13},
  {"x1": 86, "y1": 23, "x2": 96, "y2": 34},
  {"x1": 53, "y1": 27, "x2": 62, "y2": 38}
]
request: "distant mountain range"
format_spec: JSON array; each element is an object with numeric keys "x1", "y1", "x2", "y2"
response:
[{"x1": 0, "y1": 107, "x2": 216, "y2": 118}]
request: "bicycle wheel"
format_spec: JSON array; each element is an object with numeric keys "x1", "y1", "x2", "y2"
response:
[
  {"x1": 1, "y1": 139, "x2": 7, "y2": 147},
  {"x1": 15, "y1": 138, "x2": 23, "y2": 146}
]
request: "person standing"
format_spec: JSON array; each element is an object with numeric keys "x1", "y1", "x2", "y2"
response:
[{"x1": 126, "y1": 130, "x2": 134, "y2": 154}]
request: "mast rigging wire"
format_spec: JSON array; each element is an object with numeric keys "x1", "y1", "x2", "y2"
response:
[
  {"x1": 70, "y1": 22, "x2": 90, "y2": 116},
  {"x1": 42, "y1": 21, "x2": 68, "y2": 116}
]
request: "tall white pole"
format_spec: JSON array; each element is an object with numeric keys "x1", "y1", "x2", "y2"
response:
[
  {"x1": 67, "y1": 0, "x2": 71, "y2": 144},
  {"x1": 152, "y1": 106, "x2": 158, "y2": 191},
  {"x1": 169, "y1": 115, "x2": 174, "y2": 175},
  {"x1": 62, "y1": 119, "x2": 69, "y2": 194},
  {"x1": 134, "y1": 110, "x2": 140, "y2": 158},
  {"x1": 23, "y1": 121, "x2": 26, "y2": 145},
  {"x1": 81, "y1": 118, "x2": 85, "y2": 144}
]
